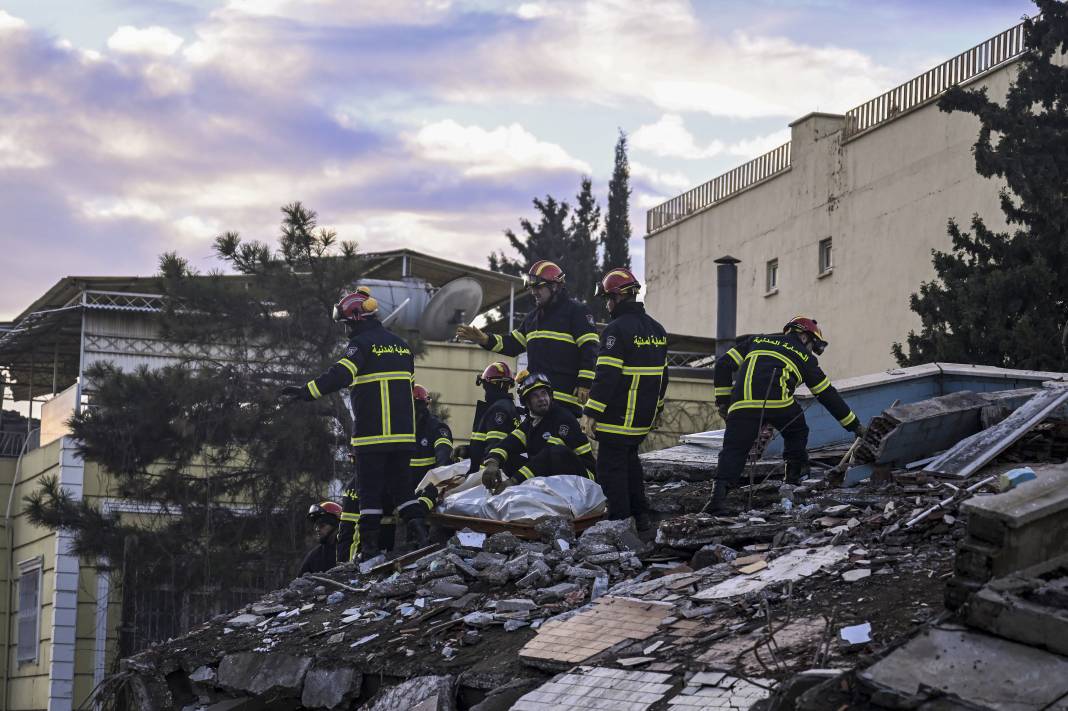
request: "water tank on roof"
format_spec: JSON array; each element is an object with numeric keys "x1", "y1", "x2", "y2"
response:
[{"x1": 355, "y1": 278, "x2": 432, "y2": 332}]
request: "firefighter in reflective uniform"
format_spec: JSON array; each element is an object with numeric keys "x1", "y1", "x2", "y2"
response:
[
  {"x1": 466, "y1": 362, "x2": 519, "y2": 474},
  {"x1": 705, "y1": 316, "x2": 865, "y2": 514},
  {"x1": 456, "y1": 260, "x2": 598, "y2": 415},
  {"x1": 298, "y1": 501, "x2": 341, "y2": 576},
  {"x1": 582, "y1": 268, "x2": 668, "y2": 530},
  {"x1": 403, "y1": 385, "x2": 452, "y2": 543},
  {"x1": 479, "y1": 372, "x2": 596, "y2": 494},
  {"x1": 281, "y1": 288, "x2": 422, "y2": 561}
]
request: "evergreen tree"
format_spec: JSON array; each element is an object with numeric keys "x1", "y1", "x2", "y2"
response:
[
  {"x1": 894, "y1": 1, "x2": 1068, "y2": 371},
  {"x1": 26, "y1": 203, "x2": 365, "y2": 651},
  {"x1": 601, "y1": 130, "x2": 632, "y2": 273},
  {"x1": 566, "y1": 177, "x2": 601, "y2": 305}
]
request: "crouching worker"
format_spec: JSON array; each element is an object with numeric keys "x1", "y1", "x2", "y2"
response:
[
  {"x1": 467, "y1": 362, "x2": 520, "y2": 474},
  {"x1": 705, "y1": 316, "x2": 864, "y2": 514},
  {"x1": 299, "y1": 501, "x2": 341, "y2": 575},
  {"x1": 479, "y1": 371, "x2": 596, "y2": 495},
  {"x1": 404, "y1": 384, "x2": 453, "y2": 546}
]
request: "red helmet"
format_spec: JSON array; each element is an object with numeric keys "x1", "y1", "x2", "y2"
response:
[
  {"x1": 784, "y1": 316, "x2": 827, "y2": 354},
  {"x1": 413, "y1": 384, "x2": 431, "y2": 404},
  {"x1": 307, "y1": 501, "x2": 342, "y2": 522},
  {"x1": 597, "y1": 267, "x2": 641, "y2": 296},
  {"x1": 476, "y1": 361, "x2": 514, "y2": 388},
  {"x1": 526, "y1": 260, "x2": 565, "y2": 287},
  {"x1": 333, "y1": 288, "x2": 378, "y2": 322}
]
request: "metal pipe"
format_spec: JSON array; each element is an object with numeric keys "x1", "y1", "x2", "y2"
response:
[
  {"x1": 714, "y1": 256, "x2": 740, "y2": 358},
  {"x1": 508, "y1": 284, "x2": 515, "y2": 332}
]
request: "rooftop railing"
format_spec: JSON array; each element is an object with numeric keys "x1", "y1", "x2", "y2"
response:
[
  {"x1": 646, "y1": 19, "x2": 1030, "y2": 235},
  {"x1": 646, "y1": 141, "x2": 792, "y2": 235},
  {"x1": 844, "y1": 20, "x2": 1028, "y2": 138}
]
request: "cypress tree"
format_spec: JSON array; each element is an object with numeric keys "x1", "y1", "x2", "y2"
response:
[{"x1": 601, "y1": 130, "x2": 632, "y2": 273}]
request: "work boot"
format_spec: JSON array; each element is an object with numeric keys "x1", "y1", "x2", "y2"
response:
[
  {"x1": 358, "y1": 529, "x2": 382, "y2": 562},
  {"x1": 406, "y1": 518, "x2": 430, "y2": 549},
  {"x1": 784, "y1": 461, "x2": 810, "y2": 485},
  {"x1": 701, "y1": 481, "x2": 731, "y2": 515}
]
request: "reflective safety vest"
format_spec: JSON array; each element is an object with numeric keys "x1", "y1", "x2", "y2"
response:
[
  {"x1": 485, "y1": 402, "x2": 596, "y2": 481},
  {"x1": 467, "y1": 393, "x2": 520, "y2": 473},
  {"x1": 713, "y1": 332, "x2": 857, "y2": 429},
  {"x1": 583, "y1": 301, "x2": 670, "y2": 443},
  {"x1": 410, "y1": 411, "x2": 453, "y2": 475},
  {"x1": 481, "y1": 289, "x2": 598, "y2": 410},
  {"x1": 304, "y1": 318, "x2": 416, "y2": 451}
]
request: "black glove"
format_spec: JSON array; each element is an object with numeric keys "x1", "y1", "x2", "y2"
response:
[
  {"x1": 481, "y1": 459, "x2": 502, "y2": 494},
  {"x1": 279, "y1": 385, "x2": 305, "y2": 402},
  {"x1": 849, "y1": 421, "x2": 866, "y2": 439},
  {"x1": 717, "y1": 404, "x2": 729, "y2": 420}
]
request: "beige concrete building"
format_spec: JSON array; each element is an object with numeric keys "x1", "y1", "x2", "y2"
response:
[{"x1": 645, "y1": 20, "x2": 1030, "y2": 379}]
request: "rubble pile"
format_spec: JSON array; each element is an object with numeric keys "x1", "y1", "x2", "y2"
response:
[{"x1": 102, "y1": 384, "x2": 1068, "y2": 711}]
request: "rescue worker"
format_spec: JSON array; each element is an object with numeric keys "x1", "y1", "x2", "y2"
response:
[
  {"x1": 706, "y1": 316, "x2": 864, "y2": 514},
  {"x1": 479, "y1": 371, "x2": 596, "y2": 494},
  {"x1": 466, "y1": 362, "x2": 520, "y2": 474},
  {"x1": 456, "y1": 260, "x2": 598, "y2": 415},
  {"x1": 582, "y1": 268, "x2": 668, "y2": 530},
  {"x1": 281, "y1": 288, "x2": 423, "y2": 561},
  {"x1": 403, "y1": 385, "x2": 452, "y2": 545},
  {"x1": 299, "y1": 501, "x2": 341, "y2": 575}
]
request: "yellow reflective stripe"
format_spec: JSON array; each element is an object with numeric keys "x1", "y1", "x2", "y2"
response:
[
  {"x1": 596, "y1": 422, "x2": 652, "y2": 436},
  {"x1": 470, "y1": 432, "x2": 487, "y2": 441},
  {"x1": 576, "y1": 333, "x2": 600, "y2": 346},
  {"x1": 485, "y1": 430, "x2": 509, "y2": 440},
  {"x1": 491, "y1": 334, "x2": 505, "y2": 353},
  {"x1": 527, "y1": 330, "x2": 575, "y2": 344},
  {"x1": 434, "y1": 437, "x2": 452, "y2": 448},
  {"x1": 307, "y1": 380, "x2": 322, "y2": 399},
  {"x1": 597, "y1": 356, "x2": 624, "y2": 368},
  {"x1": 574, "y1": 443, "x2": 592, "y2": 455},
  {"x1": 337, "y1": 357, "x2": 359, "y2": 384},
  {"x1": 350, "y1": 434, "x2": 417, "y2": 446},
  {"x1": 726, "y1": 348, "x2": 743, "y2": 366},
  {"x1": 810, "y1": 377, "x2": 831, "y2": 394},
  {"x1": 743, "y1": 356, "x2": 756, "y2": 402},
  {"x1": 546, "y1": 436, "x2": 565, "y2": 446},
  {"x1": 419, "y1": 496, "x2": 434, "y2": 510},
  {"x1": 578, "y1": 369, "x2": 596, "y2": 380},
  {"x1": 340, "y1": 512, "x2": 360, "y2": 522},
  {"x1": 354, "y1": 371, "x2": 413, "y2": 385},
  {"x1": 624, "y1": 373, "x2": 640, "y2": 428},
  {"x1": 512, "y1": 329, "x2": 528, "y2": 346},
  {"x1": 714, "y1": 386, "x2": 733, "y2": 396},
  {"x1": 622, "y1": 366, "x2": 664, "y2": 375},
  {"x1": 839, "y1": 412, "x2": 857, "y2": 427},
  {"x1": 585, "y1": 398, "x2": 607, "y2": 413},
  {"x1": 727, "y1": 398, "x2": 795, "y2": 413},
  {"x1": 743, "y1": 350, "x2": 802, "y2": 380},
  {"x1": 511, "y1": 428, "x2": 527, "y2": 445},
  {"x1": 519, "y1": 466, "x2": 534, "y2": 480},
  {"x1": 380, "y1": 381, "x2": 389, "y2": 436},
  {"x1": 585, "y1": 469, "x2": 596, "y2": 480},
  {"x1": 489, "y1": 447, "x2": 509, "y2": 461},
  {"x1": 555, "y1": 391, "x2": 579, "y2": 405},
  {"x1": 410, "y1": 456, "x2": 437, "y2": 467}
]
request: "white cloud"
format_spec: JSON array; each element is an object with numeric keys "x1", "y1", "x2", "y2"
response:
[
  {"x1": 107, "y1": 25, "x2": 185, "y2": 56},
  {"x1": 516, "y1": 3, "x2": 554, "y2": 19},
  {"x1": 630, "y1": 161, "x2": 691, "y2": 191},
  {"x1": 0, "y1": 10, "x2": 27, "y2": 33},
  {"x1": 410, "y1": 120, "x2": 590, "y2": 176},
  {"x1": 82, "y1": 198, "x2": 168, "y2": 222},
  {"x1": 173, "y1": 215, "x2": 222, "y2": 244},
  {"x1": 726, "y1": 128, "x2": 792, "y2": 159},
  {"x1": 0, "y1": 133, "x2": 48, "y2": 169},
  {"x1": 631, "y1": 114, "x2": 724, "y2": 159},
  {"x1": 223, "y1": 0, "x2": 455, "y2": 26}
]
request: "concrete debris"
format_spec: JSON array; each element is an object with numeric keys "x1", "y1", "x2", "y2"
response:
[{"x1": 102, "y1": 378, "x2": 1068, "y2": 711}]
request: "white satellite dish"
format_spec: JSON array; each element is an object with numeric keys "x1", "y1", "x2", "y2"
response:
[{"x1": 419, "y1": 277, "x2": 483, "y2": 341}]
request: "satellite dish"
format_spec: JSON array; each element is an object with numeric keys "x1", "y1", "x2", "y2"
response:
[{"x1": 419, "y1": 277, "x2": 483, "y2": 341}]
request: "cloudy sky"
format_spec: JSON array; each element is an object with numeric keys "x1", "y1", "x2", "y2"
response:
[{"x1": 0, "y1": 0, "x2": 1034, "y2": 319}]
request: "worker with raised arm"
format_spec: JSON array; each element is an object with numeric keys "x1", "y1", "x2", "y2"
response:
[
  {"x1": 280, "y1": 288, "x2": 424, "y2": 562},
  {"x1": 478, "y1": 371, "x2": 596, "y2": 494},
  {"x1": 704, "y1": 316, "x2": 865, "y2": 514},
  {"x1": 582, "y1": 268, "x2": 669, "y2": 531},
  {"x1": 456, "y1": 260, "x2": 598, "y2": 416},
  {"x1": 466, "y1": 362, "x2": 520, "y2": 474}
]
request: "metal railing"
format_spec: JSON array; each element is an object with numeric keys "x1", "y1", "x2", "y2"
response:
[
  {"x1": 844, "y1": 20, "x2": 1028, "y2": 138},
  {"x1": 646, "y1": 142, "x2": 792, "y2": 235},
  {"x1": 0, "y1": 430, "x2": 36, "y2": 458}
]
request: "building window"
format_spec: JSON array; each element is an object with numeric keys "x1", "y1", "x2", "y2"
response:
[
  {"x1": 818, "y1": 238, "x2": 833, "y2": 275},
  {"x1": 17, "y1": 557, "x2": 42, "y2": 664},
  {"x1": 765, "y1": 259, "x2": 778, "y2": 294}
]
